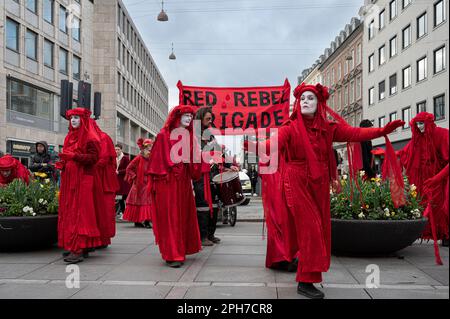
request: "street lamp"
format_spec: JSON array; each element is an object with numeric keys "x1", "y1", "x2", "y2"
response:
[
  {"x1": 169, "y1": 43, "x2": 176, "y2": 60},
  {"x1": 157, "y1": 1, "x2": 168, "y2": 22}
]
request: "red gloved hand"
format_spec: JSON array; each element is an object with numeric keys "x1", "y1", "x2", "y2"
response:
[
  {"x1": 382, "y1": 120, "x2": 405, "y2": 135},
  {"x1": 55, "y1": 161, "x2": 64, "y2": 170}
]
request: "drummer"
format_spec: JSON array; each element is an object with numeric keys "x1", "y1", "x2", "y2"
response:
[{"x1": 193, "y1": 107, "x2": 239, "y2": 247}]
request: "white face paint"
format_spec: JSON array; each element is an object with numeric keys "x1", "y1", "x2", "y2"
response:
[
  {"x1": 416, "y1": 121, "x2": 425, "y2": 133},
  {"x1": 180, "y1": 113, "x2": 193, "y2": 127},
  {"x1": 70, "y1": 115, "x2": 81, "y2": 129},
  {"x1": 300, "y1": 91, "x2": 318, "y2": 117}
]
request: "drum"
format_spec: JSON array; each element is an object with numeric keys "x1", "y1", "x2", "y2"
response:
[{"x1": 212, "y1": 171, "x2": 245, "y2": 208}]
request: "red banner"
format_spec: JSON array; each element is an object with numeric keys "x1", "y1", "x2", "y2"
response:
[{"x1": 177, "y1": 80, "x2": 291, "y2": 135}]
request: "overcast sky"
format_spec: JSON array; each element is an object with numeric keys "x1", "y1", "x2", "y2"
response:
[{"x1": 122, "y1": 0, "x2": 364, "y2": 156}]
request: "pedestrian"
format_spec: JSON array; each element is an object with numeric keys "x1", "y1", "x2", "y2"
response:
[
  {"x1": 122, "y1": 138, "x2": 154, "y2": 228},
  {"x1": 359, "y1": 120, "x2": 376, "y2": 179},
  {"x1": 92, "y1": 121, "x2": 120, "y2": 249},
  {"x1": 0, "y1": 155, "x2": 30, "y2": 186},
  {"x1": 193, "y1": 107, "x2": 239, "y2": 247},
  {"x1": 249, "y1": 83, "x2": 404, "y2": 299},
  {"x1": 149, "y1": 105, "x2": 202, "y2": 268},
  {"x1": 115, "y1": 144, "x2": 131, "y2": 217},
  {"x1": 249, "y1": 166, "x2": 259, "y2": 196},
  {"x1": 56, "y1": 108, "x2": 102, "y2": 264},
  {"x1": 398, "y1": 112, "x2": 449, "y2": 259},
  {"x1": 29, "y1": 141, "x2": 55, "y2": 180}
]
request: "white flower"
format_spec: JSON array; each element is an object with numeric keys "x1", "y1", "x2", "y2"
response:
[
  {"x1": 410, "y1": 184, "x2": 417, "y2": 192},
  {"x1": 45, "y1": 179, "x2": 50, "y2": 184},
  {"x1": 32, "y1": 213, "x2": 36, "y2": 216},
  {"x1": 358, "y1": 212, "x2": 365, "y2": 219},
  {"x1": 23, "y1": 206, "x2": 30, "y2": 213},
  {"x1": 359, "y1": 170, "x2": 366, "y2": 178},
  {"x1": 38, "y1": 198, "x2": 44, "y2": 204},
  {"x1": 376, "y1": 174, "x2": 382, "y2": 179},
  {"x1": 43, "y1": 200, "x2": 48, "y2": 205},
  {"x1": 40, "y1": 184, "x2": 44, "y2": 188},
  {"x1": 342, "y1": 174, "x2": 348, "y2": 180},
  {"x1": 385, "y1": 212, "x2": 391, "y2": 217},
  {"x1": 376, "y1": 182, "x2": 381, "y2": 187},
  {"x1": 384, "y1": 208, "x2": 390, "y2": 213}
]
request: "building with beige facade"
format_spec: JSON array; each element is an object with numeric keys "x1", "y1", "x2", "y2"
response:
[
  {"x1": 1, "y1": 0, "x2": 168, "y2": 165},
  {"x1": 361, "y1": 0, "x2": 448, "y2": 149}
]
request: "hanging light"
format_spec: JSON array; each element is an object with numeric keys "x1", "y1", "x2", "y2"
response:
[
  {"x1": 169, "y1": 43, "x2": 176, "y2": 60},
  {"x1": 157, "y1": 1, "x2": 169, "y2": 22}
]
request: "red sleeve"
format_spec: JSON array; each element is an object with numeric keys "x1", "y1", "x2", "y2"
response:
[
  {"x1": 125, "y1": 156, "x2": 139, "y2": 184},
  {"x1": 333, "y1": 123, "x2": 384, "y2": 143},
  {"x1": 73, "y1": 141, "x2": 99, "y2": 166},
  {"x1": 436, "y1": 127, "x2": 449, "y2": 163}
]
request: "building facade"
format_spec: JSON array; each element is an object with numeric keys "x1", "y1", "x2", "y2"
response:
[
  {"x1": 0, "y1": 0, "x2": 168, "y2": 165},
  {"x1": 362, "y1": 0, "x2": 449, "y2": 149}
]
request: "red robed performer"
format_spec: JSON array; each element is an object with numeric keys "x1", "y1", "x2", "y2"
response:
[
  {"x1": 398, "y1": 112, "x2": 449, "y2": 264},
  {"x1": 249, "y1": 83, "x2": 404, "y2": 299},
  {"x1": 0, "y1": 155, "x2": 30, "y2": 186},
  {"x1": 149, "y1": 105, "x2": 202, "y2": 268},
  {"x1": 56, "y1": 108, "x2": 102, "y2": 264},
  {"x1": 122, "y1": 138, "x2": 154, "y2": 227},
  {"x1": 92, "y1": 121, "x2": 120, "y2": 248}
]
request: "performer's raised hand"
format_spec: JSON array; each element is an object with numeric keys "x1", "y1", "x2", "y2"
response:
[{"x1": 382, "y1": 120, "x2": 405, "y2": 135}]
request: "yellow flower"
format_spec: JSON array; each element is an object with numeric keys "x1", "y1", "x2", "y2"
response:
[
  {"x1": 411, "y1": 191, "x2": 417, "y2": 198},
  {"x1": 365, "y1": 205, "x2": 370, "y2": 209}
]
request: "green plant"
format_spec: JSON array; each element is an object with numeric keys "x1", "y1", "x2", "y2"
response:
[
  {"x1": 0, "y1": 179, "x2": 59, "y2": 217},
  {"x1": 331, "y1": 172, "x2": 424, "y2": 220}
]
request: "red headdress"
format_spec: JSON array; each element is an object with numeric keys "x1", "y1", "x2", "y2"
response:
[
  {"x1": 163, "y1": 105, "x2": 196, "y2": 131},
  {"x1": 137, "y1": 138, "x2": 154, "y2": 150},
  {"x1": 0, "y1": 155, "x2": 30, "y2": 184},
  {"x1": 64, "y1": 108, "x2": 100, "y2": 154}
]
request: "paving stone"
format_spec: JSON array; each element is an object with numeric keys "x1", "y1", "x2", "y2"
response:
[
  {"x1": 0, "y1": 264, "x2": 47, "y2": 279},
  {"x1": 70, "y1": 284, "x2": 171, "y2": 299},
  {"x1": 195, "y1": 266, "x2": 275, "y2": 283},
  {"x1": 277, "y1": 287, "x2": 371, "y2": 299},
  {"x1": 98, "y1": 264, "x2": 188, "y2": 282},
  {"x1": 212, "y1": 245, "x2": 266, "y2": 255},
  {"x1": 366, "y1": 288, "x2": 449, "y2": 299},
  {"x1": 419, "y1": 267, "x2": 450, "y2": 285},
  {"x1": 0, "y1": 283, "x2": 83, "y2": 299},
  {"x1": 185, "y1": 286, "x2": 277, "y2": 299},
  {"x1": 205, "y1": 254, "x2": 266, "y2": 268},
  {"x1": 0, "y1": 249, "x2": 62, "y2": 264},
  {"x1": 21, "y1": 264, "x2": 115, "y2": 281}
]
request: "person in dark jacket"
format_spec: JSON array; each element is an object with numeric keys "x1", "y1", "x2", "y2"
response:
[
  {"x1": 115, "y1": 144, "x2": 131, "y2": 215},
  {"x1": 29, "y1": 141, "x2": 54, "y2": 179},
  {"x1": 249, "y1": 166, "x2": 259, "y2": 196},
  {"x1": 193, "y1": 107, "x2": 238, "y2": 246},
  {"x1": 359, "y1": 119, "x2": 376, "y2": 179}
]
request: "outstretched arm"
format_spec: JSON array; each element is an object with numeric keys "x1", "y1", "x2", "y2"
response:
[{"x1": 333, "y1": 120, "x2": 404, "y2": 143}]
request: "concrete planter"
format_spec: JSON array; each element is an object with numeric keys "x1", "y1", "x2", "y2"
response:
[
  {"x1": 0, "y1": 215, "x2": 58, "y2": 252},
  {"x1": 331, "y1": 217, "x2": 428, "y2": 256}
]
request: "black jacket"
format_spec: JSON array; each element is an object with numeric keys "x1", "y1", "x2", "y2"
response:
[{"x1": 29, "y1": 141, "x2": 54, "y2": 175}]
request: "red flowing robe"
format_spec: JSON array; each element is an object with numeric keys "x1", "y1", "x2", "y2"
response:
[
  {"x1": 271, "y1": 118, "x2": 390, "y2": 283},
  {"x1": 399, "y1": 113, "x2": 449, "y2": 244},
  {"x1": 0, "y1": 156, "x2": 30, "y2": 186},
  {"x1": 149, "y1": 125, "x2": 202, "y2": 262},
  {"x1": 57, "y1": 110, "x2": 102, "y2": 253},
  {"x1": 123, "y1": 155, "x2": 153, "y2": 223},
  {"x1": 93, "y1": 127, "x2": 120, "y2": 246}
]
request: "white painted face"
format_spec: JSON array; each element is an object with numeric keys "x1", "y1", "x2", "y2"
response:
[
  {"x1": 70, "y1": 115, "x2": 81, "y2": 129},
  {"x1": 180, "y1": 113, "x2": 193, "y2": 127},
  {"x1": 0, "y1": 170, "x2": 11, "y2": 178},
  {"x1": 416, "y1": 121, "x2": 425, "y2": 133},
  {"x1": 300, "y1": 91, "x2": 318, "y2": 117}
]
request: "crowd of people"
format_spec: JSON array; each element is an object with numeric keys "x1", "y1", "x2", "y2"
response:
[{"x1": 0, "y1": 82, "x2": 448, "y2": 299}]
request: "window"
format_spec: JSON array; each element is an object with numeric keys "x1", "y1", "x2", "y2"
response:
[
  {"x1": 357, "y1": 43, "x2": 362, "y2": 65},
  {"x1": 59, "y1": 6, "x2": 67, "y2": 33},
  {"x1": 379, "y1": 81, "x2": 386, "y2": 100},
  {"x1": 44, "y1": 0, "x2": 54, "y2": 24},
  {"x1": 350, "y1": 81, "x2": 355, "y2": 103},
  {"x1": 402, "y1": 107, "x2": 411, "y2": 128},
  {"x1": 338, "y1": 63, "x2": 342, "y2": 79},
  {"x1": 59, "y1": 48, "x2": 68, "y2": 74},
  {"x1": 434, "y1": 94, "x2": 445, "y2": 120},
  {"x1": 26, "y1": 0, "x2": 37, "y2": 14},
  {"x1": 434, "y1": 46, "x2": 446, "y2": 73},
  {"x1": 402, "y1": 66, "x2": 411, "y2": 89},
  {"x1": 389, "y1": 74, "x2": 397, "y2": 95},
  {"x1": 434, "y1": 0, "x2": 446, "y2": 26},
  {"x1": 72, "y1": 17, "x2": 81, "y2": 42},
  {"x1": 368, "y1": 20, "x2": 375, "y2": 40},
  {"x1": 369, "y1": 87, "x2": 375, "y2": 105},
  {"x1": 379, "y1": 45, "x2": 386, "y2": 65},
  {"x1": 7, "y1": 79, "x2": 54, "y2": 120},
  {"x1": 379, "y1": 116, "x2": 386, "y2": 128},
  {"x1": 356, "y1": 76, "x2": 361, "y2": 99},
  {"x1": 369, "y1": 53, "x2": 375, "y2": 72},
  {"x1": 6, "y1": 18, "x2": 20, "y2": 52},
  {"x1": 417, "y1": 57, "x2": 427, "y2": 82},
  {"x1": 417, "y1": 101, "x2": 427, "y2": 113},
  {"x1": 417, "y1": 12, "x2": 427, "y2": 38},
  {"x1": 390, "y1": 36, "x2": 397, "y2": 57},
  {"x1": 403, "y1": 0, "x2": 412, "y2": 9},
  {"x1": 25, "y1": 29, "x2": 38, "y2": 61},
  {"x1": 44, "y1": 39, "x2": 54, "y2": 67},
  {"x1": 402, "y1": 25, "x2": 411, "y2": 49},
  {"x1": 379, "y1": 10, "x2": 386, "y2": 30},
  {"x1": 73, "y1": 55, "x2": 81, "y2": 80},
  {"x1": 389, "y1": 112, "x2": 397, "y2": 123},
  {"x1": 390, "y1": 0, "x2": 398, "y2": 20}
]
